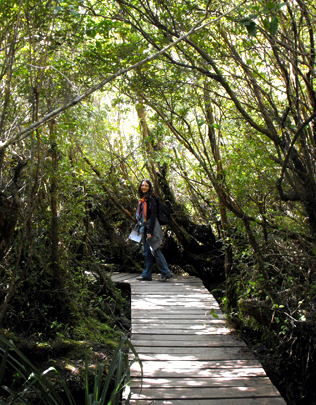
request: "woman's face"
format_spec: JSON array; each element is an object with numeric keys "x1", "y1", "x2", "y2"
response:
[{"x1": 141, "y1": 181, "x2": 150, "y2": 194}]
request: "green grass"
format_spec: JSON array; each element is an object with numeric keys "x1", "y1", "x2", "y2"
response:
[{"x1": 0, "y1": 335, "x2": 142, "y2": 405}]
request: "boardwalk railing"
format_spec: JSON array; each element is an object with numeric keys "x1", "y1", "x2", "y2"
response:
[{"x1": 110, "y1": 272, "x2": 286, "y2": 405}]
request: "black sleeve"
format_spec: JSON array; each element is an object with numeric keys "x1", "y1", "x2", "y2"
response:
[{"x1": 148, "y1": 196, "x2": 157, "y2": 235}]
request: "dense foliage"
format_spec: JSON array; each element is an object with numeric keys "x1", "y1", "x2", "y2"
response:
[{"x1": 1, "y1": 0, "x2": 316, "y2": 403}]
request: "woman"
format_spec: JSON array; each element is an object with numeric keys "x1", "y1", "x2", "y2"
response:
[{"x1": 136, "y1": 179, "x2": 173, "y2": 282}]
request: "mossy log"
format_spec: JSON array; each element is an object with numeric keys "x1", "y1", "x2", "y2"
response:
[
  {"x1": 238, "y1": 299, "x2": 316, "y2": 334},
  {"x1": 238, "y1": 298, "x2": 274, "y2": 326}
]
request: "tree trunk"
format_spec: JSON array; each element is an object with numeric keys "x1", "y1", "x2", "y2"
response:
[
  {"x1": 135, "y1": 100, "x2": 161, "y2": 194},
  {"x1": 47, "y1": 120, "x2": 71, "y2": 322},
  {"x1": 49, "y1": 120, "x2": 61, "y2": 279}
]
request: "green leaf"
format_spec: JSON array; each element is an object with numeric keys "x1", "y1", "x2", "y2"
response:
[
  {"x1": 266, "y1": 0, "x2": 276, "y2": 10},
  {"x1": 53, "y1": 5, "x2": 62, "y2": 14},
  {"x1": 86, "y1": 29, "x2": 97, "y2": 38},
  {"x1": 239, "y1": 16, "x2": 257, "y2": 36},
  {"x1": 209, "y1": 308, "x2": 219, "y2": 318},
  {"x1": 263, "y1": 18, "x2": 270, "y2": 31},
  {"x1": 246, "y1": 21, "x2": 257, "y2": 36},
  {"x1": 269, "y1": 16, "x2": 279, "y2": 35},
  {"x1": 211, "y1": 123, "x2": 221, "y2": 129}
]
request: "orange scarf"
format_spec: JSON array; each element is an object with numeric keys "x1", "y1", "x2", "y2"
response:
[{"x1": 136, "y1": 197, "x2": 147, "y2": 222}]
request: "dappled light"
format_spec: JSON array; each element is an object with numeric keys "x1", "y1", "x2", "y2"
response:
[
  {"x1": 112, "y1": 273, "x2": 286, "y2": 404},
  {"x1": 1, "y1": 0, "x2": 315, "y2": 402}
]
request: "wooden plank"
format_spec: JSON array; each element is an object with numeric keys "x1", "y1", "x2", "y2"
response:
[
  {"x1": 130, "y1": 359, "x2": 266, "y2": 376},
  {"x1": 131, "y1": 330, "x2": 233, "y2": 336},
  {"x1": 110, "y1": 273, "x2": 137, "y2": 282},
  {"x1": 131, "y1": 286, "x2": 210, "y2": 292},
  {"x1": 131, "y1": 296, "x2": 219, "y2": 303},
  {"x1": 127, "y1": 398, "x2": 286, "y2": 405},
  {"x1": 131, "y1": 291, "x2": 217, "y2": 298},
  {"x1": 131, "y1": 333, "x2": 241, "y2": 341},
  {"x1": 128, "y1": 347, "x2": 255, "y2": 361},
  {"x1": 131, "y1": 326, "x2": 230, "y2": 333},
  {"x1": 131, "y1": 341, "x2": 246, "y2": 348},
  {"x1": 131, "y1": 326, "x2": 232, "y2": 334},
  {"x1": 132, "y1": 312, "x2": 224, "y2": 319},
  {"x1": 130, "y1": 366, "x2": 267, "y2": 379},
  {"x1": 129, "y1": 386, "x2": 281, "y2": 400},
  {"x1": 132, "y1": 298, "x2": 219, "y2": 305},
  {"x1": 130, "y1": 370, "x2": 268, "y2": 379},
  {"x1": 132, "y1": 314, "x2": 224, "y2": 320},
  {"x1": 131, "y1": 294, "x2": 216, "y2": 300},
  {"x1": 131, "y1": 337, "x2": 246, "y2": 347},
  {"x1": 131, "y1": 302, "x2": 220, "y2": 309},
  {"x1": 132, "y1": 292, "x2": 212, "y2": 297},
  {"x1": 132, "y1": 301, "x2": 220, "y2": 308},
  {"x1": 131, "y1": 314, "x2": 225, "y2": 320},
  {"x1": 132, "y1": 308, "x2": 223, "y2": 315},
  {"x1": 132, "y1": 318, "x2": 226, "y2": 325},
  {"x1": 132, "y1": 285, "x2": 208, "y2": 291},
  {"x1": 134, "y1": 278, "x2": 203, "y2": 284},
  {"x1": 130, "y1": 376, "x2": 272, "y2": 388}
]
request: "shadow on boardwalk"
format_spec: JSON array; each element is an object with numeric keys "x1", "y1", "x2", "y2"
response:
[{"x1": 110, "y1": 272, "x2": 287, "y2": 405}]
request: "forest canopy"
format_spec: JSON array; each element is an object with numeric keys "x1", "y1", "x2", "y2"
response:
[{"x1": 1, "y1": 0, "x2": 316, "y2": 403}]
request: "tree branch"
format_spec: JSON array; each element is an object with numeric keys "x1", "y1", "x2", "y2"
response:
[{"x1": 1, "y1": 11, "x2": 227, "y2": 152}]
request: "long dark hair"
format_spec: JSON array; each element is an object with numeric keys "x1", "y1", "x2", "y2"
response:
[{"x1": 138, "y1": 179, "x2": 154, "y2": 199}]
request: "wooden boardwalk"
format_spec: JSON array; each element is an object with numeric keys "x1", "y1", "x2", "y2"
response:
[{"x1": 110, "y1": 272, "x2": 286, "y2": 405}]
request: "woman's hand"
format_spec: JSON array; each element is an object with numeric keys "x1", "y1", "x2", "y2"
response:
[{"x1": 147, "y1": 234, "x2": 152, "y2": 239}]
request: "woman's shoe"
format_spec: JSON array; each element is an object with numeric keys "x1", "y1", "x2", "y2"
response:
[
  {"x1": 158, "y1": 273, "x2": 173, "y2": 282},
  {"x1": 136, "y1": 276, "x2": 152, "y2": 281}
]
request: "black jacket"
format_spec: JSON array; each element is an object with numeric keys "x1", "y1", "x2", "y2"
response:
[{"x1": 145, "y1": 195, "x2": 158, "y2": 235}]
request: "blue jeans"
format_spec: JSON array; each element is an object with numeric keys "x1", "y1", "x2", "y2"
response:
[{"x1": 141, "y1": 234, "x2": 172, "y2": 280}]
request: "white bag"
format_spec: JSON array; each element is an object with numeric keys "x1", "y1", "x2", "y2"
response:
[{"x1": 128, "y1": 224, "x2": 142, "y2": 243}]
